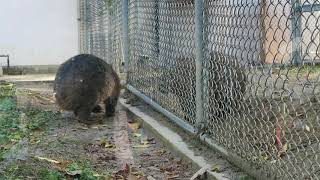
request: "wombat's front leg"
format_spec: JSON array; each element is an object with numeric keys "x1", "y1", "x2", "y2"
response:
[
  {"x1": 104, "y1": 96, "x2": 118, "y2": 117},
  {"x1": 75, "y1": 107, "x2": 92, "y2": 124},
  {"x1": 91, "y1": 105, "x2": 103, "y2": 113}
]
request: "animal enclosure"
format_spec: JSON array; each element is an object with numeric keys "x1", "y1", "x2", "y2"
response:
[{"x1": 78, "y1": 0, "x2": 320, "y2": 179}]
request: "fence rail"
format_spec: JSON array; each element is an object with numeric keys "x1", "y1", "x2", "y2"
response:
[{"x1": 78, "y1": 0, "x2": 320, "y2": 179}]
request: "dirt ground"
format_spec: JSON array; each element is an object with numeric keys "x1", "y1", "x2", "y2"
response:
[{"x1": 0, "y1": 83, "x2": 199, "y2": 179}]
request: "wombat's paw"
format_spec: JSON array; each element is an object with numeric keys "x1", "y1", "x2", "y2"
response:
[
  {"x1": 125, "y1": 96, "x2": 141, "y2": 106},
  {"x1": 92, "y1": 105, "x2": 103, "y2": 113},
  {"x1": 77, "y1": 118, "x2": 98, "y2": 125},
  {"x1": 105, "y1": 111, "x2": 115, "y2": 117},
  {"x1": 122, "y1": 90, "x2": 131, "y2": 99}
]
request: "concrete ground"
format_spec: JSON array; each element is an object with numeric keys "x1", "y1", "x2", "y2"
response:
[{"x1": 0, "y1": 74, "x2": 55, "y2": 82}]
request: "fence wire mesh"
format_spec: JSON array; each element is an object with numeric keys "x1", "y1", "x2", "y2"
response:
[
  {"x1": 79, "y1": 0, "x2": 123, "y2": 74},
  {"x1": 79, "y1": 0, "x2": 320, "y2": 179}
]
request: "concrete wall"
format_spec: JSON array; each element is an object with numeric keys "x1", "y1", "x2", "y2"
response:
[{"x1": 0, "y1": 0, "x2": 78, "y2": 66}]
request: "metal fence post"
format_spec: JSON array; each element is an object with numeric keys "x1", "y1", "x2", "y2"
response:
[
  {"x1": 195, "y1": 0, "x2": 204, "y2": 131},
  {"x1": 122, "y1": 0, "x2": 129, "y2": 74},
  {"x1": 77, "y1": 0, "x2": 81, "y2": 53},
  {"x1": 292, "y1": 0, "x2": 302, "y2": 65}
]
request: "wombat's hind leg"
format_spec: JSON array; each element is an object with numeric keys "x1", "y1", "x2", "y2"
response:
[
  {"x1": 104, "y1": 96, "x2": 118, "y2": 117},
  {"x1": 92, "y1": 105, "x2": 103, "y2": 113}
]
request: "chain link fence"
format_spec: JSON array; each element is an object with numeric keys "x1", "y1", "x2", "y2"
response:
[
  {"x1": 78, "y1": 0, "x2": 124, "y2": 74},
  {"x1": 79, "y1": 0, "x2": 320, "y2": 179}
]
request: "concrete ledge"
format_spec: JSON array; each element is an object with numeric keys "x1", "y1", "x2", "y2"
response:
[
  {"x1": 3, "y1": 65, "x2": 59, "y2": 75},
  {"x1": 0, "y1": 74, "x2": 55, "y2": 82},
  {"x1": 120, "y1": 98, "x2": 233, "y2": 180}
]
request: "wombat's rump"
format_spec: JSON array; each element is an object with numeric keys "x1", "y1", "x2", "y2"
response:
[{"x1": 54, "y1": 54, "x2": 120, "y2": 123}]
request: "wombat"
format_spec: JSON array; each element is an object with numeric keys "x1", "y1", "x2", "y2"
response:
[
  {"x1": 159, "y1": 52, "x2": 246, "y2": 124},
  {"x1": 53, "y1": 54, "x2": 120, "y2": 123}
]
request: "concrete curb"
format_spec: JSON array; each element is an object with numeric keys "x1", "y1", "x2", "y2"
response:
[{"x1": 120, "y1": 98, "x2": 229, "y2": 180}]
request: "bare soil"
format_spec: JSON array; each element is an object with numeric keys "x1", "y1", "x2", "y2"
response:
[{"x1": 0, "y1": 83, "x2": 198, "y2": 179}]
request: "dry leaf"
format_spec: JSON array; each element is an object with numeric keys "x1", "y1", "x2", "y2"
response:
[
  {"x1": 167, "y1": 175, "x2": 179, "y2": 179},
  {"x1": 278, "y1": 143, "x2": 288, "y2": 157},
  {"x1": 128, "y1": 122, "x2": 141, "y2": 131},
  {"x1": 133, "y1": 133, "x2": 142, "y2": 137},
  {"x1": 66, "y1": 170, "x2": 82, "y2": 176},
  {"x1": 30, "y1": 140, "x2": 41, "y2": 145},
  {"x1": 211, "y1": 165, "x2": 221, "y2": 172},
  {"x1": 34, "y1": 156, "x2": 60, "y2": 164},
  {"x1": 132, "y1": 144, "x2": 150, "y2": 148},
  {"x1": 305, "y1": 125, "x2": 311, "y2": 132},
  {"x1": 105, "y1": 142, "x2": 115, "y2": 149},
  {"x1": 100, "y1": 139, "x2": 115, "y2": 149}
]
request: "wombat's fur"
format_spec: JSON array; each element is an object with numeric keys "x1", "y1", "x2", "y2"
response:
[
  {"x1": 54, "y1": 54, "x2": 120, "y2": 123},
  {"x1": 160, "y1": 52, "x2": 246, "y2": 123}
]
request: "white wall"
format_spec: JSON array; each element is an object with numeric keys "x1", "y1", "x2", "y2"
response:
[{"x1": 0, "y1": 0, "x2": 78, "y2": 66}]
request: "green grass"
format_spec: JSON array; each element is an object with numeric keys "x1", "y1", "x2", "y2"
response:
[
  {"x1": 0, "y1": 163, "x2": 65, "y2": 180},
  {"x1": 67, "y1": 161, "x2": 109, "y2": 180},
  {"x1": 0, "y1": 97, "x2": 22, "y2": 161},
  {"x1": 39, "y1": 169, "x2": 65, "y2": 180},
  {"x1": 288, "y1": 65, "x2": 320, "y2": 75},
  {"x1": 0, "y1": 90, "x2": 111, "y2": 179},
  {"x1": 24, "y1": 109, "x2": 59, "y2": 131},
  {"x1": 0, "y1": 97, "x2": 59, "y2": 161}
]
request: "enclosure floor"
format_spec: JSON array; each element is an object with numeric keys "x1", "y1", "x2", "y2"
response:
[{"x1": 0, "y1": 83, "x2": 198, "y2": 179}]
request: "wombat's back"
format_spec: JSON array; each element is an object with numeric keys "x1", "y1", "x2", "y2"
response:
[{"x1": 54, "y1": 54, "x2": 108, "y2": 111}]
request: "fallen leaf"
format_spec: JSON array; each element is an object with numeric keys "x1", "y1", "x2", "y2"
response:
[
  {"x1": 133, "y1": 133, "x2": 142, "y2": 137},
  {"x1": 128, "y1": 122, "x2": 141, "y2": 132},
  {"x1": 101, "y1": 139, "x2": 116, "y2": 149},
  {"x1": 278, "y1": 143, "x2": 288, "y2": 157},
  {"x1": 52, "y1": 160, "x2": 73, "y2": 172},
  {"x1": 34, "y1": 156, "x2": 60, "y2": 164},
  {"x1": 141, "y1": 141, "x2": 149, "y2": 145},
  {"x1": 211, "y1": 165, "x2": 221, "y2": 172},
  {"x1": 132, "y1": 144, "x2": 150, "y2": 148},
  {"x1": 66, "y1": 170, "x2": 82, "y2": 176},
  {"x1": 132, "y1": 171, "x2": 145, "y2": 178},
  {"x1": 30, "y1": 140, "x2": 41, "y2": 145},
  {"x1": 305, "y1": 125, "x2": 311, "y2": 132},
  {"x1": 167, "y1": 175, "x2": 179, "y2": 179},
  {"x1": 156, "y1": 149, "x2": 166, "y2": 155},
  {"x1": 259, "y1": 155, "x2": 269, "y2": 161},
  {"x1": 105, "y1": 142, "x2": 115, "y2": 149}
]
